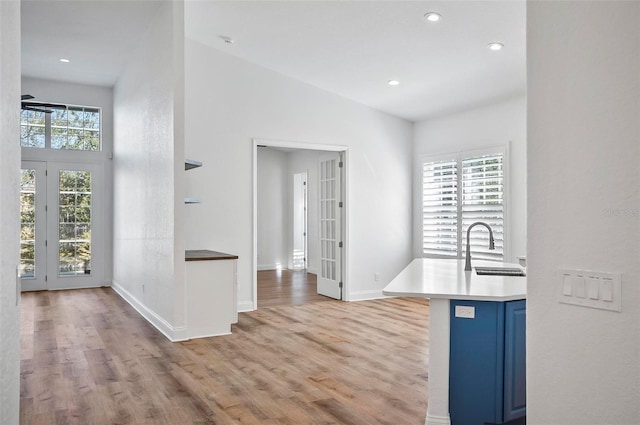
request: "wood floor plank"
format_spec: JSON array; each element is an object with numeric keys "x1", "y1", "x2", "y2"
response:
[
  {"x1": 20, "y1": 288, "x2": 429, "y2": 424},
  {"x1": 257, "y1": 269, "x2": 333, "y2": 307}
]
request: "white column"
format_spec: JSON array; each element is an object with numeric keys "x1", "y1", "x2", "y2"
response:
[
  {"x1": 0, "y1": 1, "x2": 22, "y2": 424},
  {"x1": 425, "y1": 297, "x2": 451, "y2": 425}
]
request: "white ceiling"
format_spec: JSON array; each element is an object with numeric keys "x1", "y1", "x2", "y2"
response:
[
  {"x1": 21, "y1": 0, "x2": 526, "y2": 122},
  {"x1": 21, "y1": 0, "x2": 164, "y2": 87}
]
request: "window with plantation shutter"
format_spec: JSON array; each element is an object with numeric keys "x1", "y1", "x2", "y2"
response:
[
  {"x1": 422, "y1": 159, "x2": 459, "y2": 257},
  {"x1": 422, "y1": 147, "x2": 506, "y2": 261}
]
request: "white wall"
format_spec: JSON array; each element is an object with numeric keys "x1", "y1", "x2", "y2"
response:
[
  {"x1": 528, "y1": 2, "x2": 640, "y2": 423},
  {"x1": 21, "y1": 77, "x2": 114, "y2": 284},
  {"x1": 183, "y1": 38, "x2": 413, "y2": 309},
  {"x1": 413, "y1": 96, "x2": 527, "y2": 263},
  {"x1": 0, "y1": 1, "x2": 21, "y2": 423},
  {"x1": 112, "y1": 1, "x2": 186, "y2": 339},
  {"x1": 256, "y1": 148, "x2": 289, "y2": 270}
]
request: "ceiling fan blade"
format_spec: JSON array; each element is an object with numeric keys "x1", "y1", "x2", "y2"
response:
[
  {"x1": 21, "y1": 94, "x2": 35, "y2": 101},
  {"x1": 22, "y1": 101, "x2": 67, "y2": 109},
  {"x1": 21, "y1": 105, "x2": 53, "y2": 114}
]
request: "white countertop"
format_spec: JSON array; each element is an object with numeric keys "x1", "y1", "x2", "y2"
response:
[{"x1": 383, "y1": 258, "x2": 527, "y2": 301}]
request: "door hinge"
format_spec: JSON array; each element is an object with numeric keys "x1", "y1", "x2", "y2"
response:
[
  {"x1": 45, "y1": 204, "x2": 48, "y2": 212},
  {"x1": 339, "y1": 281, "x2": 343, "y2": 288},
  {"x1": 339, "y1": 201, "x2": 343, "y2": 208},
  {"x1": 45, "y1": 240, "x2": 47, "y2": 247},
  {"x1": 339, "y1": 161, "x2": 343, "y2": 168},
  {"x1": 303, "y1": 181, "x2": 306, "y2": 185},
  {"x1": 45, "y1": 275, "x2": 48, "y2": 282},
  {"x1": 338, "y1": 241, "x2": 343, "y2": 248}
]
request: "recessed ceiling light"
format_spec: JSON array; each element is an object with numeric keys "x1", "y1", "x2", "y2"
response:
[
  {"x1": 424, "y1": 12, "x2": 441, "y2": 22},
  {"x1": 59, "y1": 58, "x2": 70, "y2": 63},
  {"x1": 488, "y1": 42, "x2": 504, "y2": 51},
  {"x1": 388, "y1": 80, "x2": 400, "y2": 86}
]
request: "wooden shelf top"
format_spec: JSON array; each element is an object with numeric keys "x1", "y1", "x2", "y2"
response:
[{"x1": 185, "y1": 250, "x2": 238, "y2": 261}]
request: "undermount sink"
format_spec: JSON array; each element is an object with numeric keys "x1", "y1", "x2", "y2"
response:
[{"x1": 475, "y1": 266, "x2": 526, "y2": 277}]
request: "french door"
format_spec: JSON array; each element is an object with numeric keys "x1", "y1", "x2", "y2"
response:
[
  {"x1": 317, "y1": 153, "x2": 343, "y2": 300},
  {"x1": 20, "y1": 161, "x2": 104, "y2": 291}
]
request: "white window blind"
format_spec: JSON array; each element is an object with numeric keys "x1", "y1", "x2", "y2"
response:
[
  {"x1": 422, "y1": 159, "x2": 458, "y2": 257},
  {"x1": 422, "y1": 149, "x2": 505, "y2": 261}
]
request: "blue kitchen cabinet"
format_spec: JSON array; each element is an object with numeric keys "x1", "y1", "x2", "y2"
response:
[{"x1": 449, "y1": 299, "x2": 526, "y2": 425}]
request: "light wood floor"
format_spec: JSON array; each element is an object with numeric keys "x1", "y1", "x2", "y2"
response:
[
  {"x1": 20, "y1": 288, "x2": 429, "y2": 425},
  {"x1": 258, "y1": 269, "x2": 333, "y2": 308}
]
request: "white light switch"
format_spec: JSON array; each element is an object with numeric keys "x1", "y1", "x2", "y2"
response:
[
  {"x1": 562, "y1": 274, "x2": 573, "y2": 296},
  {"x1": 601, "y1": 279, "x2": 613, "y2": 302},
  {"x1": 558, "y1": 268, "x2": 621, "y2": 312},
  {"x1": 575, "y1": 276, "x2": 586, "y2": 298},
  {"x1": 587, "y1": 277, "x2": 599, "y2": 300},
  {"x1": 455, "y1": 305, "x2": 475, "y2": 319}
]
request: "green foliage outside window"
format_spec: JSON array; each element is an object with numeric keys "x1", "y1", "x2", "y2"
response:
[
  {"x1": 58, "y1": 170, "x2": 92, "y2": 275},
  {"x1": 20, "y1": 106, "x2": 100, "y2": 151}
]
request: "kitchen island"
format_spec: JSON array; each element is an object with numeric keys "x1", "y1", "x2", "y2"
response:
[{"x1": 383, "y1": 258, "x2": 527, "y2": 425}]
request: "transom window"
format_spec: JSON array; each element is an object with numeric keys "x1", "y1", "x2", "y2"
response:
[
  {"x1": 422, "y1": 147, "x2": 506, "y2": 261},
  {"x1": 20, "y1": 105, "x2": 101, "y2": 151}
]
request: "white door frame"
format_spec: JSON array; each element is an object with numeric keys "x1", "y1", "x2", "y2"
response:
[{"x1": 252, "y1": 138, "x2": 349, "y2": 310}]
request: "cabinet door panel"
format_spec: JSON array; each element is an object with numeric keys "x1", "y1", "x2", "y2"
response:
[
  {"x1": 449, "y1": 300, "x2": 505, "y2": 425},
  {"x1": 504, "y1": 300, "x2": 527, "y2": 421}
]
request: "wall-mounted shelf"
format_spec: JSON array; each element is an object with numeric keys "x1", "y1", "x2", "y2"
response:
[
  {"x1": 185, "y1": 159, "x2": 203, "y2": 170},
  {"x1": 185, "y1": 159, "x2": 203, "y2": 204}
]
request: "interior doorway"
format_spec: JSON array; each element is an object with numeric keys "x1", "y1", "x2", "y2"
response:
[
  {"x1": 253, "y1": 139, "x2": 348, "y2": 309},
  {"x1": 292, "y1": 171, "x2": 307, "y2": 270}
]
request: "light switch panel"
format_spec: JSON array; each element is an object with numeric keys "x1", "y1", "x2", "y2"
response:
[{"x1": 558, "y1": 268, "x2": 621, "y2": 312}]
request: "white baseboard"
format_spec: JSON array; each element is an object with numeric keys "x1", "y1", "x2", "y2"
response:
[
  {"x1": 347, "y1": 289, "x2": 391, "y2": 302},
  {"x1": 257, "y1": 264, "x2": 278, "y2": 271},
  {"x1": 425, "y1": 412, "x2": 451, "y2": 425},
  {"x1": 237, "y1": 300, "x2": 255, "y2": 312},
  {"x1": 187, "y1": 331, "x2": 232, "y2": 340},
  {"x1": 111, "y1": 280, "x2": 187, "y2": 342}
]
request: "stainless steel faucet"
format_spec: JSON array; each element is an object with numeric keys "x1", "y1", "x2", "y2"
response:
[{"x1": 464, "y1": 221, "x2": 495, "y2": 271}]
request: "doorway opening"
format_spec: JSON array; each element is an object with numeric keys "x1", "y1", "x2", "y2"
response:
[
  {"x1": 292, "y1": 171, "x2": 307, "y2": 271},
  {"x1": 253, "y1": 139, "x2": 348, "y2": 309}
]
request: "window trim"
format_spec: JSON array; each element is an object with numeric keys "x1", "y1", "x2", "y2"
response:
[{"x1": 418, "y1": 144, "x2": 510, "y2": 262}]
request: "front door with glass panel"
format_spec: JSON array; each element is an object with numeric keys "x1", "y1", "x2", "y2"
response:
[
  {"x1": 20, "y1": 162, "x2": 47, "y2": 291},
  {"x1": 20, "y1": 161, "x2": 104, "y2": 291}
]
